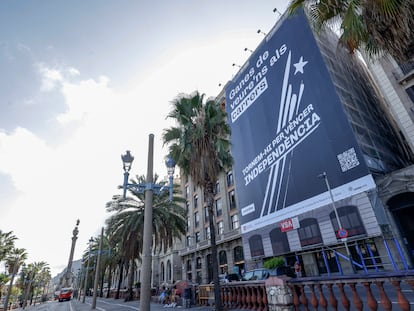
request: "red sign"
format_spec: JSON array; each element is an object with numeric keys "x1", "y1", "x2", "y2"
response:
[
  {"x1": 338, "y1": 228, "x2": 349, "y2": 238},
  {"x1": 280, "y1": 218, "x2": 294, "y2": 232}
]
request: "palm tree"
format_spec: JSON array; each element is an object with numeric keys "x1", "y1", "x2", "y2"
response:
[
  {"x1": 163, "y1": 91, "x2": 233, "y2": 311},
  {"x1": 3, "y1": 248, "x2": 27, "y2": 311},
  {"x1": 22, "y1": 261, "x2": 49, "y2": 309},
  {"x1": 106, "y1": 175, "x2": 186, "y2": 300},
  {"x1": 288, "y1": 0, "x2": 414, "y2": 62},
  {"x1": 0, "y1": 231, "x2": 17, "y2": 262}
]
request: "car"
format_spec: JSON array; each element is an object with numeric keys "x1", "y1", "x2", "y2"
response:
[
  {"x1": 241, "y1": 268, "x2": 272, "y2": 281},
  {"x1": 226, "y1": 273, "x2": 242, "y2": 282},
  {"x1": 270, "y1": 266, "x2": 296, "y2": 278},
  {"x1": 58, "y1": 287, "x2": 73, "y2": 302}
]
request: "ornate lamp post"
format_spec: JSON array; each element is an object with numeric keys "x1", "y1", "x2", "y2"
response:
[{"x1": 121, "y1": 134, "x2": 175, "y2": 311}]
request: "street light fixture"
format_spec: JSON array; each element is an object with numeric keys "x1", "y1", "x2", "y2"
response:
[
  {"x1": 121, "y1": 134, "x2": 176, "y2": 311},
  {"x1": 318, "y1": 172, "x2": 356, "y2": 274}
]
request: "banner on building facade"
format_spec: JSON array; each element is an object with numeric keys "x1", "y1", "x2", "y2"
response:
[{"x1": 225, "y1": 10, "x2": 375, "y2": 234}]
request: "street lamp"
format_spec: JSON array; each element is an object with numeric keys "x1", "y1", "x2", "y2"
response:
[
  {"x1": 121, "y1": 134, "x2": 176, "y2": 311},
  {"x1": 318, "y1": 172, "x2": 356, "y2": 274}
]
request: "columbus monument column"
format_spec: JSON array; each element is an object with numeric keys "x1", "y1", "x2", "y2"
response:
[{"x1": 65, "y1": 219, "x2": 80, "y2": 287}]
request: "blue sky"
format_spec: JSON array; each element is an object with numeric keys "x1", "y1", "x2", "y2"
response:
[{"x1": 0, "y1": 0, "x2": 288, "y2": 276}]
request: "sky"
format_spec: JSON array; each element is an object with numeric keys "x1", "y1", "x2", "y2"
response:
[{"x1": 0, "y1": 0, "x2": 289, "y2": 277}]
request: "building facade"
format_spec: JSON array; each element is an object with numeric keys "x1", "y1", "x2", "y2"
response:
[
  {"x1": 179, "y1": 170, "x2": 245, "y2": 284},
  {"x1": 224, "y1": 9, "x2": 414, "y2": 276}
]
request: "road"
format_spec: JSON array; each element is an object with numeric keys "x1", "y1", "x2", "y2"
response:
[
  {"x1": 13, "y1": 282, "x2": 414, "y2": 311},
  {"x1": 15, "y1": 297, "x2": 217, "y2": 311}
]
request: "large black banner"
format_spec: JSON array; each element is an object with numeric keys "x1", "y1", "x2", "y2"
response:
[{"x1": 225, "y1": 11, "x2": 375, "y2": 234}]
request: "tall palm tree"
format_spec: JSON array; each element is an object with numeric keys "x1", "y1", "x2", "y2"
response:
[
  {"x1": 0, "y1": 231, "x2": 17, "y2": 262},
  {"x1": 3, "y1": 248, "x2": 27, "y2": 311},
  {"x1": 288, "y1": 0, "x2": 414, "y2": 62},
  {"x1": 106, "y1": 175, "x2": 186, "y2": 300},
  {"x1": 22, "y1": 261, "x2": 49, "y2": 309},
  {"x1": 163, "y1": 91, "x2": 233, "y2": 311}
]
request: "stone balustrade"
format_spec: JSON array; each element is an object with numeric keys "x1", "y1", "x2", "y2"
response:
[{"x1": 198, "y1": 271, "x2": 414, "y2": 311}]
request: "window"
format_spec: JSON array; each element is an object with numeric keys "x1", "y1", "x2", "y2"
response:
[
  {"x1": 185, "y1": 201, "x2": 190, "y2": 213},
  {"x1": 167, "y1": 260, "x2": 171, "y2": 281},
  {"x1": 185, "y1": 186, "x2": 189, "y2": 198},
  {"x1": 161, "y1": 262, "x2": 165, "y2": 281},
  {"x1": 249, "y1": 235, "x2": 264, "y2": 257},
  {"x1": 330, "y1": 205, "x2": 366, "y2": 238},
  {"x1": 196, "y1": 257, "x2": 202, "y2": 269},
  {"x1": 195, "y1": 231, "x2": 201, "y2": 243},
  {"x1": 187, "y1": 217, "x2": 191, "y2": 231},
  {"x1": 186, "y1": 259, "x2": 192, "y2": 271},
  {"x1": 298, "y1": 218, "x2": 323, "y2": 247},
  {"x1": 228, "y1": 190, "x2": 236, "y2": 210},
  {"x1": 227, "y1": 171, "x2": 234, "y2": 187},
  {"x1": 217, "y1": 221, "x2": 224, "y2": 235},
  {"x1": 204, "y1": 206, "x2": 209, "y2": 222},
  {"x1": 215, "y1": 181, "x2": 220, "y2": 194},
  {"x1": 231, "y1": 214, "x2": 239, "y2": 230},
  {"x1": 215, "y1": 198, "x2": 222, "y2": 217},
  {"x1": 233, "y1": 246, "x2": 244, "y2": 263},
  {"x1": 219, "y1": 250, "x2": 227, "y2": 265},
  {"x1": 194, "y1": 212, "x2": 200, "y2": 228},
  {"x1": 186, "y1": 236, "x2": 191, "y2": 247},
  {"x1": 269, "y1": 228, "x2": 290, "y2": 254},
  {"x1": 194, "y1": 194, "x2": 199, "y2": 209},
  {"x1": 205, "y1": 226, "x2": 211, "y2": 240}
]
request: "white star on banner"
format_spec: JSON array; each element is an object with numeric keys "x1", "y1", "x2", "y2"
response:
[{"x1": 293, "y1": 56, "x2": 308, "y2": 75}]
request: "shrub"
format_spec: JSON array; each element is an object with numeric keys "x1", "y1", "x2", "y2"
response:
[{"x1": 264, "y1": 257, "x2": 285, "y2": 269}]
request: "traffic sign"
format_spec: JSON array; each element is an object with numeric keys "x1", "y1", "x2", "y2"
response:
[{"x1": 338, "y1": 228, "x2": 349, "y2": 238}]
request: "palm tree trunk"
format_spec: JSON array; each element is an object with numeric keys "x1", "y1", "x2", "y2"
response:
[
  {"x1": 106, "y1": 264, "x2": 113, "y2": 298},
  {"x1": 4, "y1": 264, "x2": 17, "y2": 311},
  {"x1": 206, "y1": 185, "x2": 222, "y2": 311},
  {"x1": 115, "y1": 260, "x2": 124, "y2": 299},
  {"x1": 126, "y1": 259, "x2": 135, "y2": 301}
]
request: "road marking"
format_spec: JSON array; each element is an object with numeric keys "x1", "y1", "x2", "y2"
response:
[
  {"x1": 85, "y1": 301, "x2": 106, "y2": 311},
  {"x1": 99, "y1": 300, "x2": 139, "y2": 310}
]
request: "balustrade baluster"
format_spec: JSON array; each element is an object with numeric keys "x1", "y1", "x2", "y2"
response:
[
  {"x1": 349, "y1": 283, "x2": 363, "y2": 311},
  {"x1": 317, "y1": 284, "x2": 328, "y2": 311},
  {"x1": 327, "y1": 283, "x2": 338, "y2": 311},
  {"x1": 237, "y1": 286, "x2": 243, "y2": 309},
  {"x1": 375, "y1": 281, "x2": 392, "y2": 311},
  {"x1": 337, "y1": 283, "x2": 350, "y2": 311},
  {"x1": 300, "y1": 285, "x2": 309, "y2": 311},
  {"x1": 363, "y1": 282, "x2": 378, "y2": 311},
  {"x1": 251, "y1": 285, "x2": 257, "y2": 310},
  {"x1": 222, "y1": 286, "x2": 227, "y2": 309},
  {"x1": 241, "y1": 286, "x2": 247, "y2": 309},
  {"x1": 255, "y1": 285, "x2": 262, "y2": 311},
  {"x1": 261, "y1": 284, "x2": 268, "y2": 311},
  {"x1": 290, "y1": 284, "x2": 301, "y2": 311},
  {"x1": 310, "y1": 284, "x2": 319, "y2": 311},
  {"x1": 391, "y1": 280, "x2": 410, "y2": 311},
  {"x1": 230, "y1": 286, "x2": 236, "y2": 309}
]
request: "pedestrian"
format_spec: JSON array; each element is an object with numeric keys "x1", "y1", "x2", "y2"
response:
[{"x1": 294, "y1": 261, "x2": 302, "y2": 278}]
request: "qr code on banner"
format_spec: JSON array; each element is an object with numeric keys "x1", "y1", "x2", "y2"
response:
[{"x1": 337, "y1": 147, "x2": 360, "y2": 172}]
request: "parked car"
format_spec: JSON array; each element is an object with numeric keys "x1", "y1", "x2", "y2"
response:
[
  {"x1": 241, "y1": 268, "x2": 272, "y2": 281},
  {"x1": 226, "y1": 273, "x2": 242, "y2": 282},
  {"x1": 242, "y1": 266, "x2": 296, "y2": 281},
  {"x1": 270, "y1": 266, "x2": 296, "y2": 278}
]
